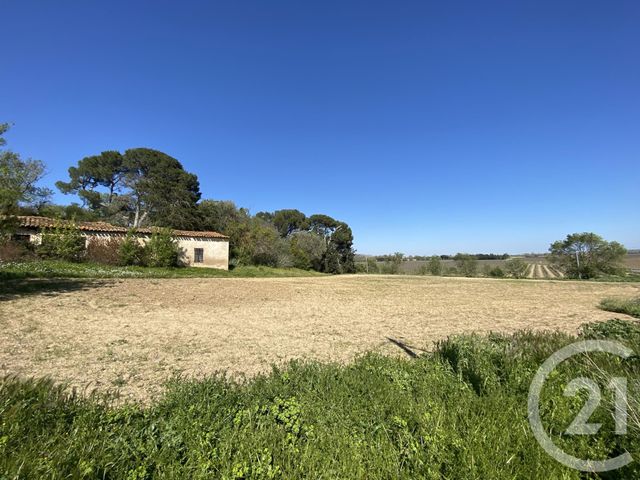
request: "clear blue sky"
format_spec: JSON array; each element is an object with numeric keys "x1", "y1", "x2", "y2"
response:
[{"x1": 3, "y1": 1, "x2": 639, "y2": 254}]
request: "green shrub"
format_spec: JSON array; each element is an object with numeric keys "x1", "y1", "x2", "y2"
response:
[
  {"x1": 581, "y1": 317, "x2": 640, "y2": 342},
  {"x1": 454, "y1": 253, "x2": 478, "y2": 277},
  {"x1": 289, "y1": 231, "x2": 326, "y2": 270},
  {"x1": 598, "y1": 297, "x2": 640, "y2": 319},
  {"x1": 488, "y1": 266, "x2": 505, "y2": 278},
  {"x1": 427, "y1": 255, "x2": 442, "y2": 275},
  {"x1": 37, "y1": 221, "x2": 85, "y2": 262},
  {"x1": 0, "y1": 215, "x2": 19, "y2": 240},
  {"x1": 118, "y1": 231, "x2": 144, "y2": 266},
  {"x1": 143, "y1": 228, "x2": 181, "y2": 267},
  {"x1": 237, "y1": 222, "x2": 283, "y2": 267}
]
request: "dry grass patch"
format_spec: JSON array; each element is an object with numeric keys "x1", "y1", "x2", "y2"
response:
[{"x1": 1, "y1": 275, "x2": 638, "y2": 401}]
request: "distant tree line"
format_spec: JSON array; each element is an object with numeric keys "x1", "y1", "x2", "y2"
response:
[
  {"x1": 0, "y1": 124, "x2": 355, "y2": 273},
  {"x1": 362, "y1": 238, "x2": 629, "y2": 280},
  {"x1": 374, "y1": 253, "x2": 509, "y2": 262}
]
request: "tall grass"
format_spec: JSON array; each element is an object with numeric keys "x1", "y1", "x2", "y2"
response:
[
  {"x1": 599, "y1": 297, "x2": 640, "y2": 318},
  {"x1": 1, "y1": 320, "x2": 639, "y2": 478}
]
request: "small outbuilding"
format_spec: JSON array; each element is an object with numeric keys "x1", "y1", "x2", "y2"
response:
[{"x1": 14, "y1": 216, "x2": 229, "y2": 270}]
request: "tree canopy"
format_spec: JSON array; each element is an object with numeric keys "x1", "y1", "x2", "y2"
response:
[
  {"x1": 57, "y1": 148, "x2": 201, "y2": 229},
  {"x1": 0, "y1": 124, "x2": 51, "y2": 235},
  {"x1": 198, "y1": 203, "x2": 355, "y2": 273},
  {"x1": 272, "y1": 209, "x2": 308, "y2": 237},
  {"x1": 0, "y1": 123, "x2": 9, "y2": 146},
  {"x1": 549, "y1": 232, "x2": 627, "y2": 278}
]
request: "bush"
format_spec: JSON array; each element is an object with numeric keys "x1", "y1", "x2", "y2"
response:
[
  {"x1": 118, "y1": 231, "x2": 145, "y2": 266},
  {"x1": 144, "y1": 228, "x2": 181, "y2": 267},
  {"x1": 86, "y1": 237, "x2": 123, "y2": 265},
  {"x1": 488, "y1": 266, "x2": 505, "y2": 278},
  {"x1": 581, "y1": 318, "x2": 640, "y2": 342},
  {"x1": 236, "y1": 221, "x2": 283, "y2": 267},
  {"x1": 504, "y1": 258, "x2": 529, "y2": 278},
  {"x1": 37, "y1": 221, "x2": 85, "y2": 262},
  {"x1": 0, "y1": 216, "x2": 19, "y2": 239},
  {"x1": 366, "y1": 257, "x2": 379, "y2": 273},
  {"x1": 289, "y1": 231, "x2": 326, "y2": 271},
  {"x1": 454, "y1": 253, "x2": 478, "y2": 277},
  {"x1": 427, "y1": 255, "x2": 442, "y2": 275}
]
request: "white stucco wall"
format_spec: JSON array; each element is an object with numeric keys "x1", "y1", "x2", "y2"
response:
[
  {"x1": 15, "y1": 228, "x2": 42, "y2": 244},
  {"x1": 83, "y1": 233, "x2": 230, "y2": 270},
  {"x1": 176, "y1": 237, "x2": 229, "y2": 270}
]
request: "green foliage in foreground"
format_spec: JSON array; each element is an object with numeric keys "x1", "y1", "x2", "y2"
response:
[
  {"x1": 0, "y1": 260, "x2": 323, "y2": 280},
  {"x1": 36, "y1": 221, "x2": 86, "y2": 262},
  {"x1": 1, "y1": 320, "x2": 640, "y2": 478},
  {"x1": 600, "y1": 297, "x2": 640, "y2": 318}
]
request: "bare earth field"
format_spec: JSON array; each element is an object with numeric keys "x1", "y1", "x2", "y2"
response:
[{"x1": 1, "y1": 275, "x2": 639, "y2": 402}]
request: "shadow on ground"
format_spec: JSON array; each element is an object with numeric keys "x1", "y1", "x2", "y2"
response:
[
  {"x1": 386, "y1": 337, "x2": 428, "y2": 358},
  {"x1": 0, "y1": 278, "x2": 111, "y2": 301}
]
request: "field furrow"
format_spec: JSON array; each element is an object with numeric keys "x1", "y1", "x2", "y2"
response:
[
  {"x1": 542, "y1": 264, "x2": 556, "y2": 278},
  {"x1": 527, "y1": 264, "x2": 535, "y2": 278}
]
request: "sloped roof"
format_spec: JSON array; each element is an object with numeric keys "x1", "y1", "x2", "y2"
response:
[{"x1": 16, "y1": 216, "x2": 228, "y2": 239}]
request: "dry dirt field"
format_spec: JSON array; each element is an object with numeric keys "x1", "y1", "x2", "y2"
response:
[{"x1": 1, "y1": 275, "x2": 639, "y2": 402}]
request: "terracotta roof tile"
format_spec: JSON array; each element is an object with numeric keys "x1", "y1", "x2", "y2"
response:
[{"x1": 15, "y1": 216, "x2": 228, "y2": 239}]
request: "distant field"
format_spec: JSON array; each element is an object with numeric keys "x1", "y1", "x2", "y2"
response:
[
  {"x1": 384, "y1": 253, "x2": 640, "y2": 275},
  {"x1": 398, "y1": 258, "x2": 508, "y2": 274},
  {"x1": 626, "y1": 253, "x2": 640, "y2": 271}
]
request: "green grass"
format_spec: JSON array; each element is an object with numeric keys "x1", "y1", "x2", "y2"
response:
[
  {"x1": 1, "y1": 320, "x2": 639, "y2": 478},
  {"x1": 599, "y1": 296, "x2": 640, "y2": 318},
  {"x1": 0, "y1": 260, "x2": 323, "y2": 280},
  {"x1": 590, "y1": 273, "x2": 640, "y2": 283}
]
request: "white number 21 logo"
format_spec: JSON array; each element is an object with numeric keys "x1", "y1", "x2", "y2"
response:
[{"x1": 564, "y1": 376, "x2": 628, "y2": 435}]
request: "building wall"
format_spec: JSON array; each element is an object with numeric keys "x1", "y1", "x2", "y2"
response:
[
  {"x1": 176, "y1": 237, "x2": 229, "y2": 270},
  {"x1": 15, "y1": 228, "x2": 42, "y2": 244},
  {"x1": 16, "y1": 228, "x2": 229, "y2": 270}
]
